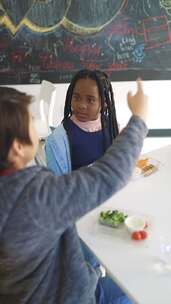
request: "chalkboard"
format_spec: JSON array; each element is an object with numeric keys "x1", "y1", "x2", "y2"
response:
[{"x1": 0, "y1": 0, "x2": 171, "y2": 84}]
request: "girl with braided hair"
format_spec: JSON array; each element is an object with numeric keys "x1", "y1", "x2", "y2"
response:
[
  {"x1": 45, "y1": 69, "x2": 119, "y2": 174},
  {"x1": 45, "y1": 70, "x2": 133, "y2": 304}
]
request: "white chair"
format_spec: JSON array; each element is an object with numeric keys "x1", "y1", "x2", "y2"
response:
[
  {"x1": 34, "y1": 80, "x2": 57, "y2": 139},
  {"x1": 34, "y1": 80, "x2": 57, "y2": 166}
]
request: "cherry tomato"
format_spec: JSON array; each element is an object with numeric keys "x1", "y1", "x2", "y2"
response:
[
  {"x1": 132, "y1": 231, "x2": 142, "y2": 240},
  {"x1": 144, "y1": 222, "x2": 148, "y2": 229},
  {"x1": 139, "y1": 230, "x2": 148, "y2": 239}
]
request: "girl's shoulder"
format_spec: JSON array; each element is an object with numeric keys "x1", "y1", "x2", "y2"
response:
[{"x1": 46, "y1": 123, "x2": 68, "y2": 145}]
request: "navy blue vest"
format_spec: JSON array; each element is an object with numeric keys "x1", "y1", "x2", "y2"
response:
[{"x1": 66, "y1": 119, "x2": 111, "y2": 170}]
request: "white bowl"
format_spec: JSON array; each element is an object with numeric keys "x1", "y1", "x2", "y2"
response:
[{"x1": 124, "y1": 215, "x2": 146, "y2": 233}]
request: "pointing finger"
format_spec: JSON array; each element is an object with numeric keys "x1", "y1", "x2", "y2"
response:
[
  {"x1": 127, "y1": 91, "x2": 132, "y2": 100},
  {"x1": 136, "y1": 78, "x2": 143, "y2": 92}
]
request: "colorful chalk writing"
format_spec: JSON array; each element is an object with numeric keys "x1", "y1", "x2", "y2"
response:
[{"x1": 0, "y1": 0, "x2": 171, "y2": 84}]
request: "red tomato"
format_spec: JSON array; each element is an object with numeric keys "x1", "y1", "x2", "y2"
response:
[
  {"x1": 144, "y1": 222, "x2": 148, "y2": 229},
  {"x1": 132, "y1": 231, "x2": 142, "y2": 240},
  {"x1": 139, "y1": 230, "x2": 148, "y2": 239}
]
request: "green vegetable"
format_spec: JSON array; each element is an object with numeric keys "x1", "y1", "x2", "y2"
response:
[{"x1": 99, "y1": 210, "x2": 127, "y2": 228}]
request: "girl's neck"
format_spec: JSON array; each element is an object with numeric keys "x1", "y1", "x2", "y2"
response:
[{"x1": 71, "y1": 114, "x2": 101, "y2": 132}]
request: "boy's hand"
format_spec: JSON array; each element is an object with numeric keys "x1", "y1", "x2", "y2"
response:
[{"x1": 127, "y1": 79, "x2": 148, "y2": 123}]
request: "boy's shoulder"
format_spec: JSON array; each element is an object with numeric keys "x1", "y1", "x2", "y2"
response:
[
  {"x1": 0, "y1": 165, "x2": 49, "y2": 182},
  {"x1": 0, "y1": 166, "x2": 55, "y2": 228}
]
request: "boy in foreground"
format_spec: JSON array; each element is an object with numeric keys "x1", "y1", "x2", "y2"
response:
[{"x1": 0, "y1": 80, "x2": 148, "y2": 304}]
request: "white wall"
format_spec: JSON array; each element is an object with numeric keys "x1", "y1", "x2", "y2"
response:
[{"x1": 8, "y1": 80, "x2": 171, "y2": 153}]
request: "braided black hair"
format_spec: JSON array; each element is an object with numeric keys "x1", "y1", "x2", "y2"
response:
[{"x1": 62, "y1": 69, "x2": 119, "y2": 151}]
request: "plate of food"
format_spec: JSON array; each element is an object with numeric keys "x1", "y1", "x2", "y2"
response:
[
  {"x1": 132, "y1": 157, "x2": 160, "y2": 179},
  {"x1": 99, "y1": 209, "x2": 128, "y2": 228},
  {"x1": 99, "y1": 209, "x2": 151, "y2": 243}
]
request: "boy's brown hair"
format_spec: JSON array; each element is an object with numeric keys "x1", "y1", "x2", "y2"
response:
[{"x1": 0, "y1": 87, "x2": 32, "y2": 169}]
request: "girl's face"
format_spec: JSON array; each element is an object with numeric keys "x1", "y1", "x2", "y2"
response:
[{"x1": 71, "y1": 78, "x2": 101, "y2": 122}]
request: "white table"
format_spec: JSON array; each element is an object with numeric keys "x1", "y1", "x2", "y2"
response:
[{"x1": 77, "y1": 145, "x2": 171, "y2": 304}]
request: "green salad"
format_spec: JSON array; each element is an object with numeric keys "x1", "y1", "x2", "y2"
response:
[{"x1": 99, "y1": 210, "x2": 128, "y2": 228}]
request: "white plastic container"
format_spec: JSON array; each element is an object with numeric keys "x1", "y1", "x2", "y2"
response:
[{"x1": 124, "y1": 215, "x2": 146, "y2": 233}]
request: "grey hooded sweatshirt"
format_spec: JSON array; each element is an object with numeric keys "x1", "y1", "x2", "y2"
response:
[{"x1": 0, "y1": 116, "x2": 148, "y2": 304}]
